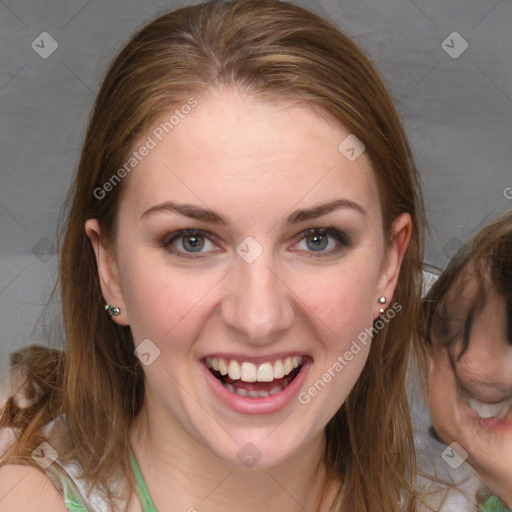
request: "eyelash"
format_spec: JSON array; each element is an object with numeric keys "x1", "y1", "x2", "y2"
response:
[
  {"x1": 437, "y1": 313, "x2": 473, "y2": 360},
  {"x1": 160, "y1": 227, "x2": 351, "y2": 260}
]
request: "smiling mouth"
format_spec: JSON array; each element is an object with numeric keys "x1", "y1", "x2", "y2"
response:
[
  {"x1": 466, "y1": 397, "x2": 512, "y2": 420},
  {"x1": 204, "y1": 355, "x2": 309, "y2": 398}
]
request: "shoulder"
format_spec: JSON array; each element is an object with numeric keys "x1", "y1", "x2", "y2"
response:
[{"x1": 0, "y1": 463, "x2": 68, "y2": 511}]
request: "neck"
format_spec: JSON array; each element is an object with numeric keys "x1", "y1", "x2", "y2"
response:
[{"x1": 129, "y1": 397, "x2": 341, "y2": 512}]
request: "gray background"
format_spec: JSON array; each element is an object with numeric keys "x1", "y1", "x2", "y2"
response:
[{"x1": 0, "y1": 0, "x2": 511, "y2": 374}]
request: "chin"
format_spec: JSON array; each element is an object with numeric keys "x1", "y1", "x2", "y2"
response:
[{"x1": 205, "y1": 432, "x2": 305, "y2": 470}]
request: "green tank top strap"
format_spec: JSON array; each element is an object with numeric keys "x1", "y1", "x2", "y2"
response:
[
  {"x1": 44, "y1": 450, "x2": 157, "y2": 511},
  {"x1": 130, "y1": 449, "x2": 159, "y2": 512},
  {"x1": 44, "y1": 463, "x2": 94, "y2": 512},
  {"x1": 480, "y1": 495, "x2": 511, "y2": 511}
]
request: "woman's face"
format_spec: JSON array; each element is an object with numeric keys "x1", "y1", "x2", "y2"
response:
[
  {"x1": 428, "y1": 273, "x2": 512, "y2": 505},
  {"x1": 86, "y1": 87, "x2": 410, "y2": 468}
]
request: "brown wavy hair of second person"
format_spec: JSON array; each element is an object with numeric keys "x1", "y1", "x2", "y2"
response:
[{"x1": 421, "y1": 211, "x2": 512, "y2": 356}]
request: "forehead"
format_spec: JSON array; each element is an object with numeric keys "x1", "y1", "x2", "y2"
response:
[
  {"x1": 119, "y1": 87, "x2": 380, "y2": 223},
  {"x1": 442, "y1": 267, "x2": 505, "y2": 317}
]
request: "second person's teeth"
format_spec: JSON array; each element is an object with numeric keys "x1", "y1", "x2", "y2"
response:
[{"x1": 467, "y1": 397, "x2": 512, "y2": 419}]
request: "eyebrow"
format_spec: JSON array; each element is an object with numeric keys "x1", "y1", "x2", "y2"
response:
[{"x1": 140, "y1": 198, "x2": 367, "y2": 226}]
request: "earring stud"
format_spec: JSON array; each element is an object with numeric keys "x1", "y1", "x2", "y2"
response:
[
  {"x1": 378, "y1": 296, "x2": 386, "y2": 314},
  {"x1": 104, "y1": 304, "x2": 121, "y2": 317}
]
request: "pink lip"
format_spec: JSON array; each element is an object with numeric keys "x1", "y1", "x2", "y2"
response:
[
  {"x1": 201, "y1": 352, "x2": 311, "y2": 364},
  {"x1": 462, "y1": 401, "x2": 512, "y2": 433},
  {"x1": 199, "y1": 357, "x2": 312, "y2": 415},
  {"x1": 478, "y1": 416, "x2": 512, "y2": 432}
]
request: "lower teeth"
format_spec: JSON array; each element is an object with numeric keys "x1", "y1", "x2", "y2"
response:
[{"x1": 222, "y1": 374, "x2": 294, "y2": 398}]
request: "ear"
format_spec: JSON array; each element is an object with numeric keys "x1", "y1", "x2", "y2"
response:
[
  {"x1": 84, "y1": 218, "x2": 129, "y2": 326},
  {"x1": 374, "y1": 212, "x2": 412, "y2": 318}
]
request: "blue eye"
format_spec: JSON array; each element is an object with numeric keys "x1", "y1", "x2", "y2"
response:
[
  {"x1": 161, "y1": 227, "x2": 351, "y2": 259},
  {"x1": 292, "y1": 228, "x2": 351, "y2": 257},
  {"x1": 162, "y1": 229, "x2": 216, "y2": 258},
  {"x1": 176, "y1": 232, "x2": 204, "y2": 252}
]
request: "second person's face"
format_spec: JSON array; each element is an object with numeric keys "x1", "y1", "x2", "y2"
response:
[{"x1": 428, "y1": 273, "x2": 512, "y2": 506}]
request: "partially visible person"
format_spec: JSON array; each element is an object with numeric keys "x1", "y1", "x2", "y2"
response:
[{"x1": 420, "y1": 211, "x2": 512, "y2": 511}]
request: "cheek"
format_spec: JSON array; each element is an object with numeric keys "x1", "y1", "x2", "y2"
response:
[
  {"x1": 121, "y1": 235, "x2": 382, "y2": 348},
  {"x1": 120, "y1": 254, "x2": 218, "y2": 344},
  {"x1": 294, "y1": 259, "x2": 380, "y2": 345},
  {"x1": 427, "y1": 348, "x2": 466, "y2": 444},
  {"x1": 427, "y1": 350, "x2": 451, "y2": 420}
]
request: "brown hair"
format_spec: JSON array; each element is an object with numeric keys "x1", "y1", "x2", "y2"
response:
[
  {"x1": 421, "y1": 210, "x2": 512, "y2": 355},
  {"x1": 416, "y1": 212, "x2": 512, "y2": 507},
  {"x1": 0, "y1": 1, "x2": 426, "y2": 510}
]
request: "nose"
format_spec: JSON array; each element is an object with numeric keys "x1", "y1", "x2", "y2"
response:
[
  {"x1": 220, "y1": 246, "x2": 295, "y2": 345},
  {"x1": 456, "y1": 333, "x2": 512, "y2": 401}
]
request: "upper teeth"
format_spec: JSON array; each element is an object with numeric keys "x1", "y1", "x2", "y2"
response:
[
  {"x1": 467, "y1": 397, "x2": 512, "y2": 419},
  {"x1": 205, "y1": 356, "x2": 303, "y2": 383}
]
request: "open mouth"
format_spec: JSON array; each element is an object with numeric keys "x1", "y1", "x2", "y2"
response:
[
  {"x1": 466, "y1": 397, "x2": 512, "y2": 421},
  {"x1": 204, "y1": 355, "x2": 310, "y2": 398}
]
